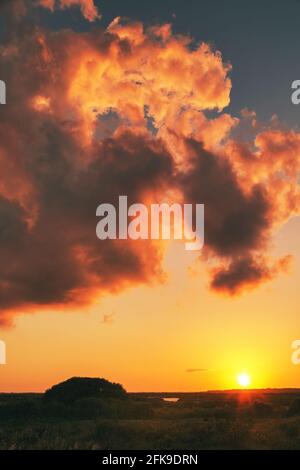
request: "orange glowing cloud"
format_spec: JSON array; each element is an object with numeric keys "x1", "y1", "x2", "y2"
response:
[
  {"x1": 66, "y1": 17, "x2": 231, "y2": 144},
  {"x1": 38, "y1": 0, "x2": 101, "y2": 21},
  {"x1": 31, "y1": 95, "x2": 51, "y2": 112}
]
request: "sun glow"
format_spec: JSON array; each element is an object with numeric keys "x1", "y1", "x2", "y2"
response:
[{"x1": 237, "y1": 372, "x2": 251, "y2": 388}]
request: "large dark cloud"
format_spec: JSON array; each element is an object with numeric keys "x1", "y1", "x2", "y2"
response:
[{"x1": 0, "y1": 1, "x2": 298, "y2": 322}]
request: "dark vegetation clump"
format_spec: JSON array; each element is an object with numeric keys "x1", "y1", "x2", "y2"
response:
[{"x1": 44, "y1": 377, "x2": 127, "y2": 403}]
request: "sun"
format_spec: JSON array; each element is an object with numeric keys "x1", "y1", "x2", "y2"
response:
[{"x1": 237, "y1": 372, "x2": 251, "y2": 388}]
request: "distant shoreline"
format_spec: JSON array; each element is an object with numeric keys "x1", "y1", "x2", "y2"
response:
[{"x1": 1, "y1": 388, "x2": 300, "y2": 397}]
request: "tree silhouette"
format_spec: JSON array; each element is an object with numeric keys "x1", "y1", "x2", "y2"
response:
[{"x1": 44, "y1": 377, "x2": 127, "y2": 403}]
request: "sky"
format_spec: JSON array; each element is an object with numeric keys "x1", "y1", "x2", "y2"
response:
[{"x1": 0, "y1": 0, "x2": 300, "y2": 392}]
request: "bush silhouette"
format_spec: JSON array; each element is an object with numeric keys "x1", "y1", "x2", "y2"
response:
[{"x1": 44, "y1": 377, "x2": 127, "y2": 403}]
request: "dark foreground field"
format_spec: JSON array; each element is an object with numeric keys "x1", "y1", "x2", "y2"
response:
[{"x1": 1, "y1": 390, "x2": 300, "y2": 449}]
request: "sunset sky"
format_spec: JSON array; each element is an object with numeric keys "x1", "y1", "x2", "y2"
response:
[{"x1": 0, "y1": 0, "x2": 300, "y2": 392}]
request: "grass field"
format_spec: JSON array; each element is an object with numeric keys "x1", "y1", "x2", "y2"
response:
[{"x1": 1, "y1": 389, "x2": 300, "y2": 449}]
